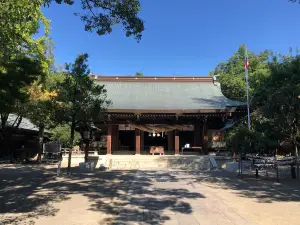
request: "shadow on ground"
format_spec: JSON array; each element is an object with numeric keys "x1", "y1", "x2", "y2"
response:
[
  {"x1": 189, "y1": 169, "x2": 300, "y2": 204},
  {"x1": 0, "y1": 165, "x2": 203, "y2": 224}
]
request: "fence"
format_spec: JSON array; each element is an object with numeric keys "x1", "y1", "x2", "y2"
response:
[{"x1": 61, "y1": 148, "x2": 100, "y2": 155}]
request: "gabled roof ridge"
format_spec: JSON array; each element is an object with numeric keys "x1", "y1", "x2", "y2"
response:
[{"x1": 90, "y1": 74, "x2": 213, "y2": 82}]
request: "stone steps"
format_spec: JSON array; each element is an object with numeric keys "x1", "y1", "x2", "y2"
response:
[
  {"x1": 61, "y1": 155, "x2": 212, "y2": 170},
  {"x1": 108, "y1": 155, "x2": 211, "y2": 170}
]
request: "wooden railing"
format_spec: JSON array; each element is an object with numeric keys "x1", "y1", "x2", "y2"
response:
[{"x1": 61, "y1": 148, "x2": 100, "y2": 156}]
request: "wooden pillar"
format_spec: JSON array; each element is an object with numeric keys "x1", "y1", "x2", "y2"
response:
[
  {"x1": 112, "y1": 125, "x2": 119, "y2": 152},
  {"x1": 175, "y1": 130, "x2": 180, "y2": 155},
  {"x1": 140, "y1": 131, "x2": 144, "y2": 152},
  {"x1": 135, "y1": 129, "x2": 141, "y2": 155},
  {"x1": 194, "y1": 124, "x2": 201, "y2": 147},
  {"x1": 107, "y1": 125, "x2": 112, "y2": 155},
  {"x1": 168, "y1": 131, "x2": 175, "y2": 153},
  {"x1": 202, "y1": 119, "x2": 208, "y2": 155}
]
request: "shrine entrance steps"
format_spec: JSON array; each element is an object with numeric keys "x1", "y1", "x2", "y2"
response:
[
  {"x1": 62, "y1": 155, "x2": 216, "y2": 171},
  {"x1": 106, "y1": 155, "x2": 213, "y2": 170}
]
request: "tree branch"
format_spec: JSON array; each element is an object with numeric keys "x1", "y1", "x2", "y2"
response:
[
  {"x1": 0, "y1": 113, "x2": 8, "y2": 130},
  {"x1": 16, "y1": 116, "x2": 23, "y2": 129},
  {"x1": 84, "y1": 0, "x2": 97, "y2": 17},
  {"x1": 11, "y1": 115, "x2": 20, "y2": 128}
]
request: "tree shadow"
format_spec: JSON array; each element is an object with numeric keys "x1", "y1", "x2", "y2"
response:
[
  {"x1": 0, "y1": 165, "x2": 69, "y2": 224},
  {"x1": 0, "y1": 165, "x2": 204, "y2": 224},
  {"x1": 190, "y1": 170, "x2": 300, "y2": 204},
  {"x1": 190, "y1": 96, "x2": 245, "y2": 109}
]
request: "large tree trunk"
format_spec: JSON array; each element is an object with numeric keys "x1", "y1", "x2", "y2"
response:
[
  {"x1": 37, "y1": 123, "x2": 45, "y2": 163},
  {"x1": 67, "y1": 121, "x2": 75, "y2": 174}
]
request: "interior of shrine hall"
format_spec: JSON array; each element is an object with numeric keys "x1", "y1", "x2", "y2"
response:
[{"x1": 92, "y1": 123, "x2": 226, "y2": 155}]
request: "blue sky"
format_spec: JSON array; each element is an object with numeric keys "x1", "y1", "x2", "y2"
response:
[{"x1": 42, "y1": 0, "x2": 300, "y2": 76}]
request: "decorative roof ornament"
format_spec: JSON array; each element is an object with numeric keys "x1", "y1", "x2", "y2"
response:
[{"x1": 213, "y1": 75, "x2": 221, "y2": 88}]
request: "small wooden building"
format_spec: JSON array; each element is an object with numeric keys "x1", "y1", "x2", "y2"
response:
[
  {"x1": 0, "y1": 114, "x2": 49, "y2": 160},
  {"x1": 91, "y1": 75, "x2": 246, "y2": 155}
]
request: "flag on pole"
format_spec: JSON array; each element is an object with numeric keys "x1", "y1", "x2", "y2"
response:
[{"x1": 245, "y1": 55, "x2": 249, "y2": 70}]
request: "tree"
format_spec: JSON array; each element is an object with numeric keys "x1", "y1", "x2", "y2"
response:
[
  {"x1": 26, "y1": 81, "x2": 57, "y2": 162},
  {"x1": 253, "y1": 54, "x2": 300, "y2": 177},
  {"x1": 44, "y1": 0, "x2": 144, "y2": 40},
  {"x1": 210, "y1": 45, "x2": 271, "y2": 102},
  {"x1": 135, "y1": 72, "x2": 144, "y2": 77},
  {"x1": 0, "y1": 0, "x2": 53, "y2": 71},
  {"x1": 0, "y1": 0, "x2": 53, "y2": 157},
  {"x1": 54, "y1": 53, "x2": 110, "y2": 172},
  {"x1": 0, "y1": 57, "x2": 44, "y2": 155},
  {"x1": 50, "y1": 125, "x2": 81, "y2": 147}
]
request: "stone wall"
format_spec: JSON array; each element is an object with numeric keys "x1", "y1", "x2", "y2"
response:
[{"x1": 62, "y1": 155, "x2": 212, "y2": 170}]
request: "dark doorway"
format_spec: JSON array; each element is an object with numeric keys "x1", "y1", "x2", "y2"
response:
[
  {"x1": 119, "y1": 130, "x2": 135, "y2": 152},
  {"x1": 144, "y1": 132, "x2": 168, "y2": 152},
  {"x1": 180, "y1": 131, "x2": 194, "y2": 148}
]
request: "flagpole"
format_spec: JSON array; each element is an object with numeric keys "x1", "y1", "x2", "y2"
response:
[
  {"x1": 240, "y1": 45, "x2": 251, "y2": 178},
  {"x1": 245, "y1": 46, "x2": 251, "y2": 131}
]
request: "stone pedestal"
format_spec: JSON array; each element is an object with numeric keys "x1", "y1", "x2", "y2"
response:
[
  {"x1": 225, "y1": 162, "x2": 239, "y2": 172},
  {"x1": 79, "y1": 162, "x2": 95, "y2": 172}
]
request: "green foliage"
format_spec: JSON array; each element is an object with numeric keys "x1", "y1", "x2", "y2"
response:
[
  {"x1": 0, "y1": 0, "x2": 53, "y2": 71},
  {"x1": 253, "y1": 54, "x2": 300, "y2": 148},
  {"x1": 214, "y1": 45, "x2": 288, "y2": 154},
  {"x1": 250, "y1": 111, "x2": 282, "y2": 149},
  {"x1": 135, "y1": 72, "x2": 144, "y2": 77},
  {"x1": 210, "y1": 45, "x2": 270, "y2": 102},
  {"x1": 54, "y1": 53, "x2": 110, "y2": 147},
  {"x1": 225, "y1": 125, "x2": 253, "y2": 153},
  {"x1": 0, "y1": 57, "x2": 44, "y2": 128},
  {"x1": 0, "y1": 0, "x2": 53, "y2": 133},
  {"x1": 50, "y1": 125, "x2": 80, "y2": 147},
  {"x1": 225, "y1": 124, "x2": 279, "y2": 154},
  {"x1": 44, "y1": 0, "x2": 144, "y2": 40},
  {"x1": 223, "y1": 52, "x2": 300, "y2": 154},
  {"x1": 25, "y1": 83, "x2": 57, "y2": 131}
]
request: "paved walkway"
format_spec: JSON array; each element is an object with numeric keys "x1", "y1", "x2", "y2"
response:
[{"x1": 1, "y1": 165, "x2": 300, "y2": 224}]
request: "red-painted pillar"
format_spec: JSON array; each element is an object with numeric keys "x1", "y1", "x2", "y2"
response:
[
  {"x1": 140, "y1": 131, "x2": 144, "y2": 153},
  {"x1": 135, "y1": 129, "x2": 141, "y2": 155},
  {"x1": 175, "y1": 130, "x2": 180, "y2": 155},
  {"x1": 168, "y1": 131, "x2": 175, "y2": 153},
  {"x1": 202, "y1": 120, "x2": 208, "y2": 155},
  {"x1": 107, "y1": 125, "x2": 112, "y2": 155},
  {"x1": 111, "y1": 125, "x2": 119, "y2": 152}
]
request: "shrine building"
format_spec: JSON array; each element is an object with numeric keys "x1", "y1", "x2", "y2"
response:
[{"x1": 91, "y1": 75, "x2": 246, "y2": 156}]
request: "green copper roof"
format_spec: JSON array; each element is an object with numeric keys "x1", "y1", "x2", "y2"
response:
[
  {"x1": 96, "y1": 78, "x2": 244, "y2": 111},
  {"x1": 7, "y1": 114, "x2": 49, "y2": 133}
]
